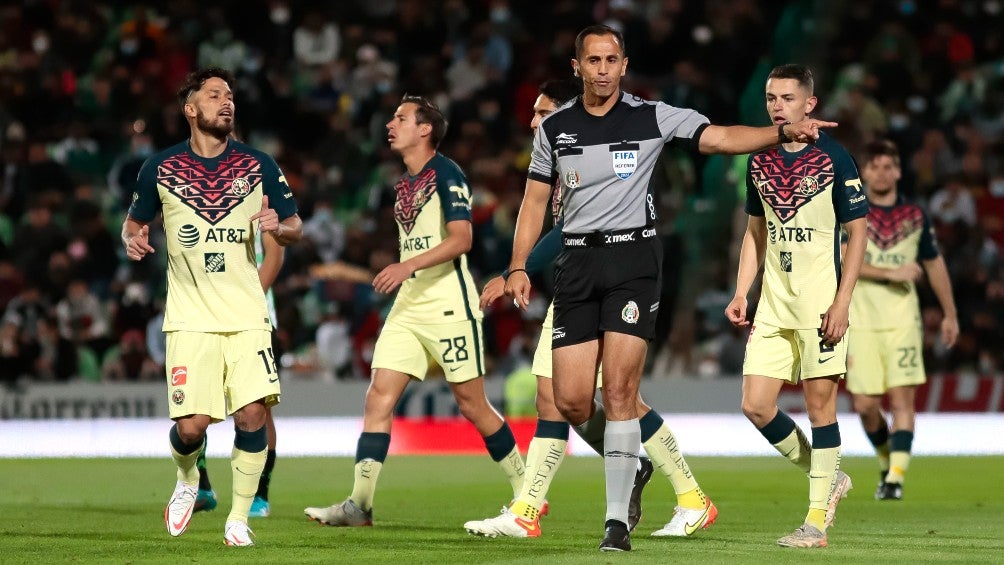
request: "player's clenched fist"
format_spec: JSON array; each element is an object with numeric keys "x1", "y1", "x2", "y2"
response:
[{"x1": 125, "y1": 224, "x2": 155, "y2": 261}]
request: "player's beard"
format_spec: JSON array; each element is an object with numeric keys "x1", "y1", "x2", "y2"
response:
[{"x1": 196, "y1": 109, "x2": 234, "y2": 140}]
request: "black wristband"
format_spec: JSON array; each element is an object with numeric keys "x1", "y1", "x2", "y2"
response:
[
  {"x1": 505, "y1": 268, "x2": 527, "y2": 280},
  {"x1": 778, "y1": 122, "x2": 792, "y2": 143}
]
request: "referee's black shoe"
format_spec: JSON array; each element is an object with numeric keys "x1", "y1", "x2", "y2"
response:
[
  {"x1": 599, "y1": 519, "x2": 631, "y2": 552},
  {"x1": 628, "y1": 456, "x2": 654, "y2": 531}
]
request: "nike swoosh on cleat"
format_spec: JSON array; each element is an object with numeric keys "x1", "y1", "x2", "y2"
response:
[
  {"x1": 684, "y1": 506, "x2": 710, "y2": 536},
  {"x1": 513, "y1": 517, "x2": 540, "y2": 536},
  {"x1": 172, "y1": 508, "x2": 193, "y2": 532}
]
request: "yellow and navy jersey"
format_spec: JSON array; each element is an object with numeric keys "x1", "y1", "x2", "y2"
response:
[
  {"x1": 129, "y1": 139, "x2": 297, "y2": 332},
  {"x1": 850, "y1": 196, "x2": 939, "y2": 330},
  {"x1": 746, "y1": 132, "x2": 868, "y2": 329},
  {"x1": 387, "y1": 152, "x2": 481, "y2": 324}
]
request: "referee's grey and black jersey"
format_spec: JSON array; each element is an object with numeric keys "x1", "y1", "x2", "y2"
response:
[{"x1": 528, "y1": 91, "x2": 710, "y2": 234}]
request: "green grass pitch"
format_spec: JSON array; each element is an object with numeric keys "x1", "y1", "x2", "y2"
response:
[{"x1": 2, "y1": 455, "x2": 1001, "y2": 563}]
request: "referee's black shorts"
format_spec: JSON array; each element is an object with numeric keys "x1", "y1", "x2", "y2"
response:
[{"x1": 552, "y1": 233, "x2": 662, "y2": 348}]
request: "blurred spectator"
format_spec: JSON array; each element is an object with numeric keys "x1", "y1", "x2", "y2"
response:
[
  {"x1": 315, "y1": 302, "x2": 352, "y2": 379},
  {"x1": 12, "y1": 201, "x2": 69, "y2": 286},
  {"x1": 293, "y1": 11, "x2": 341, "y2": 68},
  {"x1": 55, "y1": 278, "x2": 111, "y2": 357},
  {"x1": 929, "y1": 174, "x2": 977, "y2": 228},
  {"x1": 28, "y1": 315, "x2": 77, "y2": 382},
  {"x1": 101, "y1": 328, "x2": 159, "y2": 381}
]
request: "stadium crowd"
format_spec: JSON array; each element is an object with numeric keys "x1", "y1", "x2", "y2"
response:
[{"x1": 1, "y1": 0, "x2": 1002, "y2": 384}]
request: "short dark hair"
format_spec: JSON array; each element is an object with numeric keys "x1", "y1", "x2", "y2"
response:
[
  {"x1": 539, "y1": 79, "x2": 582, "y2": 107},
  {"x1": 177, "y1": 67, "x2": 235, "y2": 106},
  {"x1": 767, "y1": 64, "x2": 814, "y2": 94},
  {"x1": 401, "y1": 94, "x2": 448, "y2": 149},
  {"x1": 574, "y1": 24, "x2": 625, "y2": 59},
  {"x1": 862, "y1": 139, "x2": 900, "y2": 167}
]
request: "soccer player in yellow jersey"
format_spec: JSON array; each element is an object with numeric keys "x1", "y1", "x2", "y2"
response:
[
  {"x1": 193, "y1": 229, "x2": 285, "y2": 518},
  {"x1": 466, "y1": 79, "x2": 716, "y2": 539},
  {"x1": 726, "y1": 64, "x2": 869, "y2": 548},
  {"x1": 122, "y1": 67, "x2": 303, "y2": 547},
  {"x1": 304, "y1": 96, "x2": 524, "y2": 527},
  {"x1": 846, "y1": 140, "x2": 958, "y2": 501}
]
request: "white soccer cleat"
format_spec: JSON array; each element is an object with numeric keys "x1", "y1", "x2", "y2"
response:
[
  {"x1": 464, "y1": 506, "x2": 541, "y2": 538},
  {"x1": 164, "y1": 481, "x2": 198, "y2": 537},
  {"x1": 304, "y1": 499, "x2": 373, "y2": 527},
  {"x1": 224, "y1": 520, "x2": 255, "y2": 546},
  {"x1": 777, "y1": 523, "x2": 827, "y2": 548},
  {"x1": 825, "y1": 470, "x2": 853, "y2": 528},
  {"x1": 650, "y1": 498, "x2": 718, "y2": 537}
]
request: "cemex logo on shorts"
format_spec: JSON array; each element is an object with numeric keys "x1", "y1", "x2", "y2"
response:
[
  {"x1": 563, "y1": 227, "x2": 657, "y2": 248},
  {"x1": 171, "y1": 366, "x2": 187, "y2": 386}
]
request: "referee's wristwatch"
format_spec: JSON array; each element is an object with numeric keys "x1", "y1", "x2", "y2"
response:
[{"x1": 778, "y1": 121, "x2": 793, "y2": 143}]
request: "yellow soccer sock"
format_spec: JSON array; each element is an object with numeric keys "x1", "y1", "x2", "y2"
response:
[
  {"x1": 642, "y1": 429, "x2": 702, "y2": 507},
  {"x1": 349, "y1": 459, "x2": 384, "y2": 511},
  {"x1": 227, "y1": 446, "x2": 266, "y2": 523},
  {"x1": 887, "y1": 430, "x2": 913, "y2": 484},
  {"x1": 168, "y1": 426, "x2": 202, "y2": 485},
  {"x1": 887, "y1": 452, "x2": 909, "y2": 483},
  {"x1": 512, "y1": 437, "x2": 567, "y2": 519},
  {"x1": 805, "y1": 508, "x2": 827, "y2": 531},
  {"x1": 773, "y1": 427, "x2": 812, "y2": 475},
  {"x1": 676, "y1": 486, "x2": 707, "y2": 510},
  {"x1": 497, "y1": 445, "x2": 526, "y2": 499},
  {"x1": 807, "y1": 445, "x2": 841, "y2": 531}
]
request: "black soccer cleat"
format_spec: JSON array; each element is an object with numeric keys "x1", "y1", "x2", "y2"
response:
[
  {"x1": 599, "y1": 519, "x2": 632, "y2": 552},
  {"x1": 628, "y1": 456, "x2": 654, "y2": 531},
  {"x1": 875, "y1": 481, "x2": 903, "y2": 500}
]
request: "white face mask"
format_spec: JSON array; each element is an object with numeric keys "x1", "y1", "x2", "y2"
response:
[
  {"x1": 990, "y1": 178, "x2": 1004, "y2": 198},
  {"x1": 32, "y1": 34, "x2": 50, "y2": 54},
  {"x1": 270, "y1": 5, "x2": 291, "y2": 24}
]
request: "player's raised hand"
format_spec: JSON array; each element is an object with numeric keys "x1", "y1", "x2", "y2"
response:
[
  {"x1": 479, "y1": 275, "x2": 506, "y2": 310},
  {"x1": 504, "y1": 270, "x2": 531, "y2": 310},
  {"x1": 250, "y1": 194, "x2": 280, "y2": 233},
  {"x1": 785, "y1": 118, "x2": 839, "y2": 143},
  {"x1": 725, "y1": 296, "x2": 750, "y2": 327},
  {"x1": 125, "y1": 224, "x2": 155, "y2": 261}
]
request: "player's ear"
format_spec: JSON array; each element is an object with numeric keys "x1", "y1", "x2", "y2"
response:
[
  {"x1": 183, "y1": 101, "x2": 197, "y2": 119},
  {"x1": 804, "y1": 95, "x2": 818, "y2": 115},
  {"x1": 571, "y1": 59, "x2": 579, "y2": 77},
  {"x1": 621, "y1": 56, "x2": 628, "y2": 76}
]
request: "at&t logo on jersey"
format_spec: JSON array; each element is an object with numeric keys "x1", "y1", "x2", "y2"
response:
[
  {"x1": 178, "y1": 224, "x2": 200, "y2": 248},
  {"x1": 621, "y1": 301, "x2": 640, "y2": 324},
  {"x1": 767, "y1": 220, "x2": 814, "y2": 244},
  {"x1": 612, "y1": 151, "x2": 637, "y2": 180}
]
